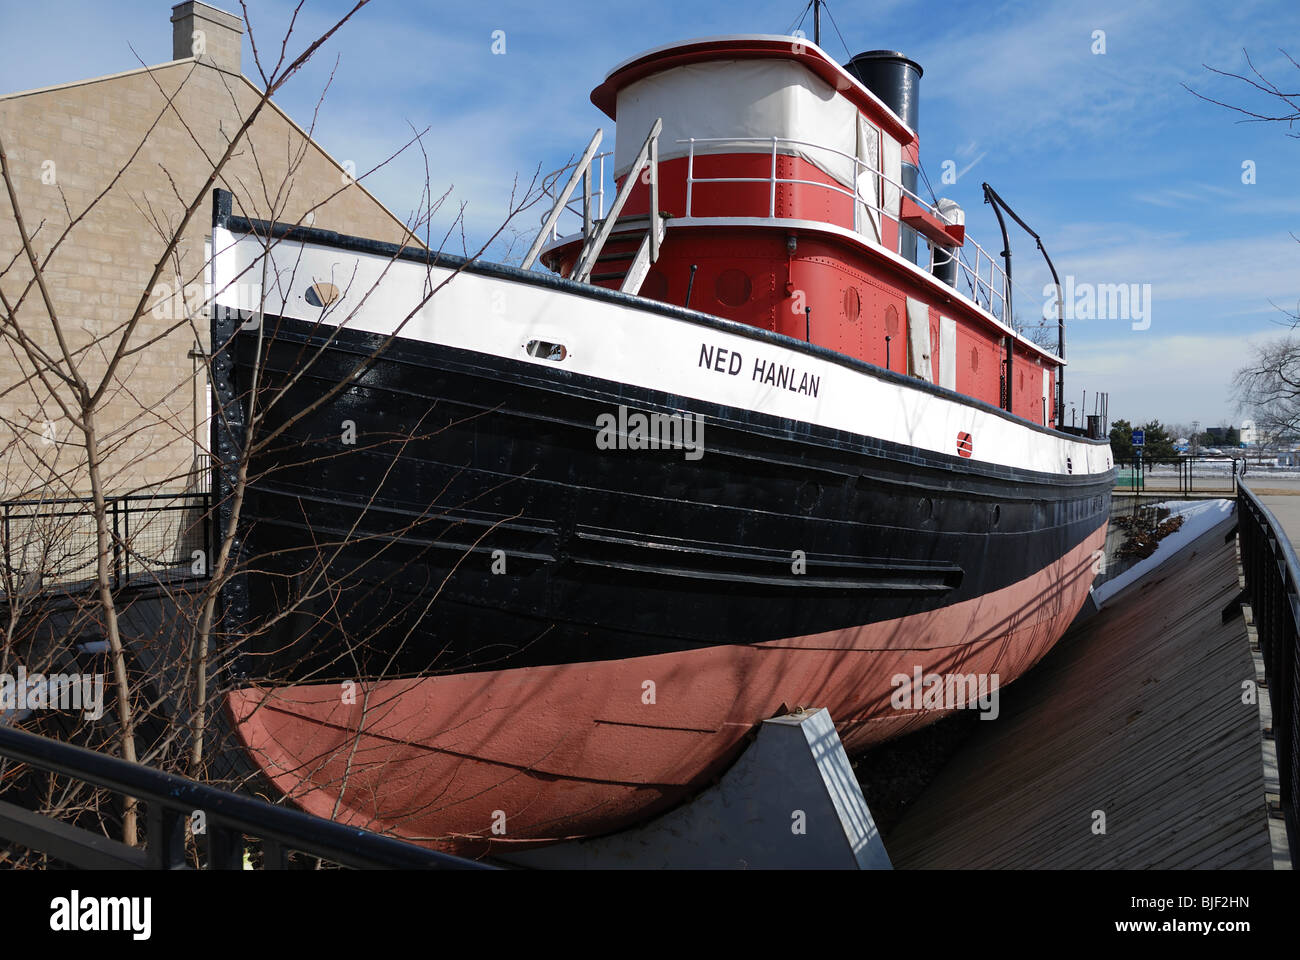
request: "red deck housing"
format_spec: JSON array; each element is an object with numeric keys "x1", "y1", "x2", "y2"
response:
[{"x1": 543, "y1": 35, "x2": 1059, "y2": 425}]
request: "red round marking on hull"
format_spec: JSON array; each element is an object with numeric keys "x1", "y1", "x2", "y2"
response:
[{"x1": 225, "y1": 526, "x2": 1105, "y2": 855}]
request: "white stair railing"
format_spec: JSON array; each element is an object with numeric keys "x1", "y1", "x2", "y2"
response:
[
  {"x1": 521, "y1": 128, "x2": 604, "y2": 271},
  {"x1": 572, "y1": 117, "x2": 663, "y2": 285}
]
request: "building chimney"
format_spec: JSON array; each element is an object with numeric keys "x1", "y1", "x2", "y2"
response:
[{"x1": 171, "y1": 1, "x2": 243, "y2": 74}]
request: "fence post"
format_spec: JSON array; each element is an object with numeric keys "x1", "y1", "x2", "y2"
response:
[
  {"x1": 111, "y1": 499, "x2": 121, "y2": 590},
  {"x1": 204, "y1": 491, "x2": 213, "y2": 577},
  {"x1": 122, "y1": 498, "x2": 130, "y2": 586}
]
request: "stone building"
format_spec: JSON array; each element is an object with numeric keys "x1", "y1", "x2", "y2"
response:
[{"x1": 0, "y1": 1, "x2": 413, "y2": 507}]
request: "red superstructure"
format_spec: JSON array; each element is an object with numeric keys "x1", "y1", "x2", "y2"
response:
[{"x1": 541, "y1": 35, "x2": 1060, "y2": 424}]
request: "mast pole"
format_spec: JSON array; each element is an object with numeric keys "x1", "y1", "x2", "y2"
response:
[{"x1": 813, "y1": 0, "x2": 821, "y2": 46}]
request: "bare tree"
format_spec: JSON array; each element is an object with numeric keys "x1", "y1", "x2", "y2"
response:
[
  {"x1": 0, "y1": 0, "x2": 385, "y2": 856},
  {"x1": 1233, "y1": 338, "x2": 1299, "y2": 455},
  {"x1": 1, "y1": 0, "x2": 558, "y2": 864},
  {"x1": 1190, "y1": 51, "x2": 1300, "y2": 443}
]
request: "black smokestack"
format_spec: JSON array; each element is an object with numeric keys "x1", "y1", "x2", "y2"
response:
[{"x1": 844, "y1": 50, "x2": 923, "y2": 131}]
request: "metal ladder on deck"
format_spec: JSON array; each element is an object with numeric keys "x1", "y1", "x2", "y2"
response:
[{"x1": 522, "y1": 118, "x2": 665, "y2": 295}]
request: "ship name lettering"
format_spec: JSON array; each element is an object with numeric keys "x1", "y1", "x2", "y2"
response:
[
  {"x1": 752, "y1": 356, "x2": 821, "y2": 399},
  {"x1": 698, "y1": 342, "x2": 743, "y2": 376}
]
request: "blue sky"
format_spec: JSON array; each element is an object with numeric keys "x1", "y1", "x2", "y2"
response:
[{"x1": 3, "y1": 0, "x2": 1299, "y2": 430}]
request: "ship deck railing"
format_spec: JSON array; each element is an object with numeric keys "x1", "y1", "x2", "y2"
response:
[
  {"x1": 672, "y1": 134, "x2": 1011, "y2": 322},
  {"x1": 536, "y1": 127, "x2": 1012, "y2": 321}
]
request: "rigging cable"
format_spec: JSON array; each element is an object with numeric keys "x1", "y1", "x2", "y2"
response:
[
  {"x1": 820, "y1": 2, "x2": 855, "y2": 61},
  {"x1": 786, "y1": 1, "x2": 814, "y2": 37}
]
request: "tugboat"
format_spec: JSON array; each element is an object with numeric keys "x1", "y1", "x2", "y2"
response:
[{"x1": 209, "y1": 32, "x2": 1113, "y2": 854}]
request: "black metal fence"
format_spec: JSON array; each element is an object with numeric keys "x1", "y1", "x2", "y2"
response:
[
  {"x1": 1114, "y1": 455, "x2": 1244, "y2": 495},
  {"x1": 1236, "y1": 480, "x2": 1299, "y2": 862},
  {"x1": 0, "y1": 723, "x2": 488, "y2": 869},
  {"x1": 0, "y1": 490, "x2": 210, "y2": 597}
]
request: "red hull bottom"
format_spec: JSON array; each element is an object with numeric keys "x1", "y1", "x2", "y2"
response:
[{"x1": 226, "y1": 526, "x2": 1105, "y2": 855}]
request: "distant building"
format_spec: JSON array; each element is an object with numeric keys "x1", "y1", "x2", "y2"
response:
[
  {"x1": 1205, "y1": 426, "x2": 1241, "y2": 447},
  {"x1": 1241, "y1": 419, "x2": 1257, "y2": 446},
  {"x1": 0, "y1": 2, "x2": 414, "y2": 502}
]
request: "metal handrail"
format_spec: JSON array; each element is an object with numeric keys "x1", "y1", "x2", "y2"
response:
[
  {"x1": 572, "y1": 118, "x2": 663, "y2": 284},
  {"x1": 1236, "y1": 478, "x2": 1300, "y2": 863},
  {"x1": 674, "y1": 135, "x2": 1010, "y2": 320},
  {"x1": 0, "y1": 723, "x2": 488, "y2": 869},
  {"x1": 537, "y1": 150, "x2": 613, "y2": 244},
  {"x1": 523, "y1": 130, "x2": 606, "y2": 271},
  {"x1": 537, "y1": 128, "x2": 1012, "y2": 319},
  {"x1": 677, "y1": 134, "x2": 955, "y2": 227}
]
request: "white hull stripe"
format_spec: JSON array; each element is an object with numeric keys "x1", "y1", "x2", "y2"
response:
[{"x1": 210, "y1": 226, "x2": 1111, "y2": 478}]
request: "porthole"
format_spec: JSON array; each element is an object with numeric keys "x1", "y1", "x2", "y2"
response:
[
  {"x1": 525, "y1": 340, "x2": 567, "y2": 362},
  {"x1": 884, "y1": 304, "x2": 900, "y2": 337},
  {"x1": 843, "y1": 287, "x2": 861, "y2": 322},
  {"x1": 794, "y1": 480, "x2": 821, "y2": 513},
  {"x1": 305, "y1": 282, "x2": 340, "y2": 308},
  {"x1": 715, "y1": 268, "x2": 751, "y2": 307}
]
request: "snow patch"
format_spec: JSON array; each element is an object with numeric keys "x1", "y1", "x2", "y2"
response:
[{"x1": 1094, "y1": 499, "x2": 1235, "y2": 607}]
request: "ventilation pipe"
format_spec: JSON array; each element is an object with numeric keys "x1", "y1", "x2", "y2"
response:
[{"x1": 932, "y1": 199, "x2": 963, "y2": 286}]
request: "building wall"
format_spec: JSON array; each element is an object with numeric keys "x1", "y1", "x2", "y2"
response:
[{"x1": 0, "y1": 54, "x2": 415, "y2": 502}]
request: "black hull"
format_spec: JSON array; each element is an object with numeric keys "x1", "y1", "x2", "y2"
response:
[{"x1": 211, "y1": 313, "x2": 1111, "y2": 684}]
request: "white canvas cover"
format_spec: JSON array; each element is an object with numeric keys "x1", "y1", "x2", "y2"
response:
[
  {"x1": 613, "y1": 59, "x2": 860, "y2": 187},
  {"x1": 906, "y1": 297, "x2": 933, "y2": 382},
  {"x1": 856, "y1": 114, "x2": 882, "y2": 241},
  {"x1": 936, "y1": 197, "x2": 964, "y2": 229},
  {"x1": 881, "y1": 134, "x2": 902, "y2": 219},
  {"x1": 939, "y1": 315, "x2": 956, "y2": 390}
]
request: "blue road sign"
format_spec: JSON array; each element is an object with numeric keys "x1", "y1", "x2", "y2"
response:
[{"x1": 1132, "y1": 429, "x2": 1145, "y2": 447}]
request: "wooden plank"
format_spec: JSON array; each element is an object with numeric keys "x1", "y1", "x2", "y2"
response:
[{"x1": 886, "y1": 509, "x2": 1274, "y2": 869}]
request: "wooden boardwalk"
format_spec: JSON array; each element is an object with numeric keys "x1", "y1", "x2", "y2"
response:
[{"x1": 885, "y1": 507, "x2": 1275, "y2": 869}]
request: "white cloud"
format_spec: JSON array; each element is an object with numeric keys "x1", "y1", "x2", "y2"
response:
[
  {"x1": 909, "y1": 0, "x2": 1295, "y2": 151},
  {"x1": 997, "y1": 223, "x2": 1300, "y2": 339},
  {"x1": 1067, "y1": 329, "x2": 1283, "y2": 424}
]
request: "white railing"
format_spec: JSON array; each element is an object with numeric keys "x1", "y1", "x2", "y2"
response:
[
  {"x1": 955, "y1": 242, "x2": 1011, "y2": 322},
  {"x1": 539, "y1": 150, "x2": 612, "y2": 243},
  {"x1": 676, "y1": 135, "x2": 1011, "y2": 322}
]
